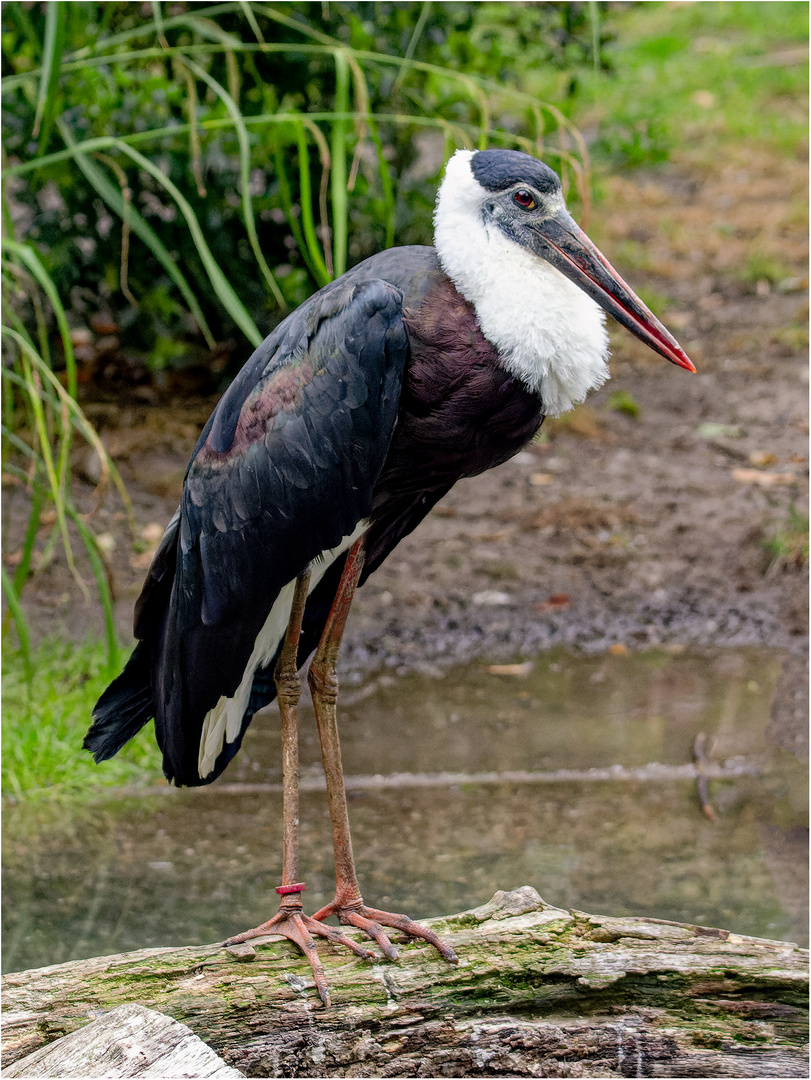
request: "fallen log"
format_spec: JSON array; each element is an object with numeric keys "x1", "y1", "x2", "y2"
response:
[
  {"x1": 3, "y1": 1003, "x2": 243, "y2": 1078},
  {"x1": 2, "y1": 887, "x2": 807, "y2": 1078}
]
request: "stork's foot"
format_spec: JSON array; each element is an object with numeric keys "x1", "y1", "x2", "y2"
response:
[
  {"x1": 222, "y1": 886, "x2": 375, "y2": 1007},
  {"x1": 312, "y1": 894, "x2": 459, "y2": 964}
]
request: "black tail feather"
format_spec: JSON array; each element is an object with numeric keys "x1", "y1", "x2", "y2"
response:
[{"x1": 84, "y1": 641, "x2": 154, "y2": 762}]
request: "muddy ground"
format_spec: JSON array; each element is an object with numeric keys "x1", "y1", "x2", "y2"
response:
[{"x1": 5, "y1": 143, "x2": 808, "y2": 766}]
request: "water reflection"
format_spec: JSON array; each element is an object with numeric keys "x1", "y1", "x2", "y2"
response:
[{"x1": 3, "y1": 648, "x2": 806, "y2": 974}]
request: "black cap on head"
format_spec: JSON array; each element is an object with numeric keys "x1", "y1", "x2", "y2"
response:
[{"x1": 470, "y1": 149, "x2": 561, "y2": 195}]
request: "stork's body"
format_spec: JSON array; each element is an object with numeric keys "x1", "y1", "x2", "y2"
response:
[{"x1": 86, "y1": 150, "x2": 694, "y2": 1005}]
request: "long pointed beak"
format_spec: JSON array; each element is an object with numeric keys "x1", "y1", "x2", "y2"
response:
[{"x1": 534, "y1": 211, "x2": 696, "y2": 373}]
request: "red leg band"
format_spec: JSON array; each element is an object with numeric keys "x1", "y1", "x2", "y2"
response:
[{"x1": 276, "y1": 882, "x2": 306, "y2": 895}]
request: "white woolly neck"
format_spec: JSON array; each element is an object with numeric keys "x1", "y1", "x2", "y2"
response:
[{"x1": 433, "y1": 149, "x2": 610, "y2": 417}]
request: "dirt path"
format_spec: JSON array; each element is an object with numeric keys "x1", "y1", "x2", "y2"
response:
[{"x1": 5, "y1": 143, "x2": 808, "y2": 762}]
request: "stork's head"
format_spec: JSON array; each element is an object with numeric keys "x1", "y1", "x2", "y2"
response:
[{"x1": 434, "y1": 148, "x2": 695, "y2": 416}]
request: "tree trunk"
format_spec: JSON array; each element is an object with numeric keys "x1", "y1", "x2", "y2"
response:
[{"x1": 2, "y1": 888, "x2": 807, "y2": 1078}]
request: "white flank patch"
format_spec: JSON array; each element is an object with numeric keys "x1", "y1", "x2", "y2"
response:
[
  {"x1": 197, "y1": 520, "x2": 369, "y2": 778},
  {"x1": 433, "y1": 149, "x2": 610, "y2": 418}
]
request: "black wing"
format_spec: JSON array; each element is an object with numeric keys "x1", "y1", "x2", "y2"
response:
[{"x1": 88, "y1": 277, "x2": 407, "y2": 786}]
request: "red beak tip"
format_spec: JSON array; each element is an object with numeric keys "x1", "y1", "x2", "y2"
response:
[{"x1": 670, "y1": 347, "x2": 697, "y2": 373}]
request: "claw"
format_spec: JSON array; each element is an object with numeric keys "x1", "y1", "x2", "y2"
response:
[{"x1": 313, "y1": 898, "x2": 458, "y2": 965}]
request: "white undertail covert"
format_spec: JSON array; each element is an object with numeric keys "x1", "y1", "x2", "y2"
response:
[
  {"x1": 197, "y1": 520, "x2": 368, "y2": 778},
  {"x1": 433, "y1": 149, "x2": 610, "y2": 418}
]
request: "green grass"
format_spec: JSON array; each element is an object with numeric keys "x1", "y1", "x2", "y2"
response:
[
  {"x1": 763, "y1": 507, "x2": 809, "y2": 573},
  {"x1": 741, "y1": 250, "x2": 796, "y2": 287},
  {"x1": 2, "y1": 639, "x2": 163, "y2": 802},
  {"x1": 606, "y1": 391, "x2": 641, "y2": 420},
  {"x1": 567, "y1": 1, "x2": 809, "y2": 168}
]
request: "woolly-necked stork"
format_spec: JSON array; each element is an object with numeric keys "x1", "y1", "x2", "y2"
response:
[{"x1": 86, "y1": 148, "x2": 695, "y2": 1005}]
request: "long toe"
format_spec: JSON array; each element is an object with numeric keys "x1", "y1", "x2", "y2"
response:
[
  {"x1": 222, "y1": 921, "x2": 279, "y2": 947},
  {"x1": 310, "y1": 919, "x2": 377, "y2": 961},
  {"x1": 317, "y1": 900, "x2": 458, "y2": 964},
  {"x1": 339, "y1": 909, "x2": 400, "y2": 961},
  {"x1": 286, "y1": 914, "x2": 332, "y2": 1007},
  {"x1": 360, "y1": 906, "x2": 459, "y2": 964}
]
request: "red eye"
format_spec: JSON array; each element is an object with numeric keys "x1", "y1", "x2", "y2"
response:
[{"x1": 513, "y1": 188, "x2": 536, "y2": 209}]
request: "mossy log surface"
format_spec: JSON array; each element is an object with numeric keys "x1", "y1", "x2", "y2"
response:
[{"x1": 2, "y1": 888, "x2": 807, "y2": 1078}]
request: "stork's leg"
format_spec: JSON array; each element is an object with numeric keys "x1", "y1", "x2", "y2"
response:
[
  {"x1": 309, "y1": 537, "x2": 458, "y2": 965},
  {"x1": 222, "y1": 569, "x2": 374, "y2": 1007}
]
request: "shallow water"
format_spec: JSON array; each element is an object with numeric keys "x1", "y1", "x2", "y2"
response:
[{"x1": 3, "y1": 648, "x2": 807, "y2": 974}]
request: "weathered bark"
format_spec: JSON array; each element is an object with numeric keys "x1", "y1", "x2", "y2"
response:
[{"x1": 2, "y1": 888, "x2": 807, "y2": 1078}]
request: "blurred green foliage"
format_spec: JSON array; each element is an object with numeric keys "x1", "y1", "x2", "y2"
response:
[
  {"x1": 2, "y1": 2, "x2": 601, "y2": 366},
  {"x1": 764, "y1": 507, "x2": 810, "y2": 575},
  {"x1": 2, "y1": 637, "x2": 163, "y2": 801},
  {"x1": 606, "y1": 390, "x2": 640, "y2": 419},
  {"x1": 572, "y1": 1, "x2": 809, "y2": 169}
]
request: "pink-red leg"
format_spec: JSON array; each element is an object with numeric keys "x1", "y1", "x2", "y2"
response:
[
  {"x1": 223, "y1": 569, "x2": 374, "y2": 1007},
  {"x1": 308, "y1": 537, "x2": 458, "y2": 965}
]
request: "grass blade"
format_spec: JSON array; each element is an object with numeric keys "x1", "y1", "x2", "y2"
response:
[
  {"x1": 294, "y1": 122, "x2": 331, "y2": 286},
  {"x1": 3, "y1": 325, "x2": 135, "y2": 537},
  {"x1": 92, "y1": 152, "x2": 138, "y2": 305},
  {"x1": 150, "y1": 0, "x2": 170, "y2": 50},
  {"x1": 32, "y1": 0, "x2": 66, "y2": 153},
  {"x1": 365, "y1": 113, "x2": 396, "y2": 248},
  {"x1": 7, "y1": 335, "x2": 134, "y2": 528},
  {"x1": 4, "y1": 240, "x2": 77, "y2": 399},
  {"x1": 1, "y1": 567, "x2": 32, "y2": 678},
  {"x1": 331, "y1": 50, "x2": 350, "y2": 278},
  {"x1": 172, "y1": 60, "x2": 206, "y2": 198},
  {"x1": 70, "y1": 510, "x2": 119, "y2": 673},
  {"x1": 5, "y1": 328, "x2": 85, "y2": 596},
  {"x1": 272, "y1": 135, "x2": 322, "y2": 282},
  {"x1": 180, "y1": 55, "x2": 286, "y2": 309},
  {"x1": 182, "y1": 13, "x2": 244, "y2": 49},
  {"x1": 298, "y1": 117, "x2": 333, "y2": 279},
  {"x1": 238, "y1": 0, "x2": 265, "y2": 43},
  {"x1": 11, "y1": 481, "x2": 46, "y2": 600},
  {"x1": 392, "y1": 0, "x2": 432, "y2": 93}
]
